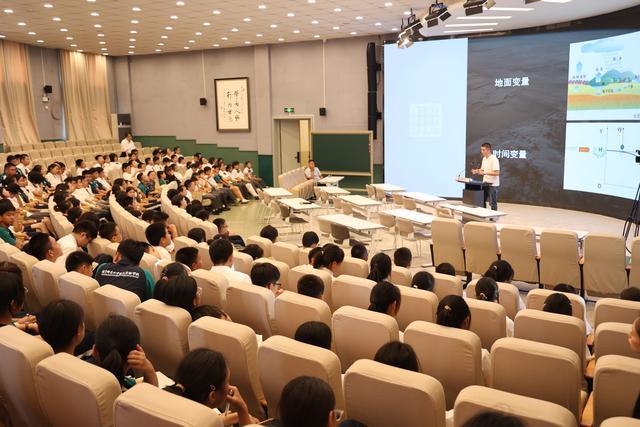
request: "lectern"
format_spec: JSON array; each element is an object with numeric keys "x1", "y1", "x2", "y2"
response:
[{"x1": 455, "y1": 177, "x2": 486, "y2": 208}]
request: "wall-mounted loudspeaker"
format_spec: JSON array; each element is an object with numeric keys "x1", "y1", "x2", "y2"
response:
[
  {"x1": 43, "y1": 85, "x2": 53, "y2": 94},
  {"x1": 199, "y1": 97, "x2": 207, "y2": 106},
  {"x1": 319, "y1": 107, "x2": 327, "y2": 116}
]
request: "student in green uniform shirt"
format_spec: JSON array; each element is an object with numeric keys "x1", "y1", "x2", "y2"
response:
[{"x1": 0, "y1": 199, "x2": 26, "y2": 248}]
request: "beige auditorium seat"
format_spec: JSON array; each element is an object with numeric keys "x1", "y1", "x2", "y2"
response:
[
  {"x1": 335, "y1": 256, "x2": 369, "y2": 278},
  {"x1": 88, "y1": 237, "x2": 111, "y2": 258},
  {"x1": 59, "y1": 271, "x2": 100, "y2": 331},
  {"x1": 396, "y1": 286, "x2": 438, "y2": 331},
  {"x1": 226, "y1": 281, "x2": 275, "y2": 337},
  {"x1": 31, "y1": 259, "x2": 67, "y2": 307},
  {"x1": 466, "y1": 298, "x2": 507, "y2": 349},
  {"x1": 287, "y1": 264, "x2": 333, "y2": 306},
  {"x1": 525, "y1": 288, "x2": 585, "y2": 321},
  {"x1": 254, "y1": 257, "x2": 290, "y2": 289},
  {"x1": 515, "y1": 309, "x2": 586, "y2": 369},
  {"x1": 582, "y1": 234, "x2": 628, "y2": 297},
  {"x1": 463, "y1": 222, "x2": 500, "y2": 275},
  {"x1": 196, "y1": 242, "x2": 213, "y2": 270},
  {"x1": 431, "y1": 218, "x2": 466, "y2": 274},
  {"x1": 539, "y1": 230, "x2": 581, "y2": 289},
  {"x1": 630, "y1": 237, "x2": 640, "y2": 286},
  {"x1": 233, "y1": 250, "x2": 254, "y2": 275},
  {"x1": 246, "y1": 235, "x2": 272, "y2": 257},
  {"x1": 391, "y1": 265, "x2": 412, "y2": 286},
  {"x1": 498, "y1": 225, "x2": 540, "y2": 283},
  {"x1": 271, "y1": 242, "x2": 300, "y2": 268},
  {"x1": 36, "y1": 352, "x2": 121, "y2": 427},
  {"x1": 0, "y1": 326, "x2": 53, "y2": 427},
  {"x1": 593, "y1": 322, "x2": 640, "y2": 362},
  {"x1": 331, "y1": 274, "x2": 376, "y2": 311},
  {"x1": 593, "y1": 298, "x2": 640, "y2": 329},
  {"x1": 140, "y1": 253, "x2": 160, "y2": 282},
  {"x1": 298, "y1": 247, "x2": 312, "y2": 266},
  {"x1": 274, "y1": 291, "x2": 332, "y2": 338},
  {"x1": 432, "y1": 272, "x2": 463, "y2": 301},
  {"x1": 173, "y1": 235, "x2": 197, "y2": 254},
  {"x1": 114, "y1": 383, "x2": 221, "y2": 427},
  {"x1": 153, "y1": 258, "x2": 173, "y2": 282},
  {"x1": 404, "y1": 320, "x2": 485, "y2": 409},
  {"x1": 332, "y1": 306, "x2": 399, "y2": 371},
  {"x1": 602, "y1": 418, "x2": 640, "y2": 427},
  {"x1": 466, "y1": 279, "x2": 520, "y2": 320},
  {"x1": 105, "y1": 241, "x2": 119, "y2": 258},
  {"x1": 257, "y1": 335, "x2": 344, "y2": 419},
  {"x1": 92, "y1": 285, "x2": 140, "y2": 325},
  {"x1": 10, "y1": 251, "x2": 40, "y2": 311},
  {"x1": 134, "y1": 299, "x2": 191, "y2": 378},
  {"x1": 188, "y1": 317, "x2": 266, "y2": 420},
  {"x1": 0, "y1": 242, "x2": 20, "y2": 262},
  {"x1": 453, "y1": 386, "x2": 577, "y2": 427},
  {"x1": 593, "y1": 355, "x2": 640, "y2": 426},
  {"x1": 344, "y1": 359, "x2": 446, "y2": 427},
  {"x1": 191, "y1": 269, "x2": 229, "y2": 309},
  {"x1": 490, "y1": 338, "x2": 585, "y2": 421}
]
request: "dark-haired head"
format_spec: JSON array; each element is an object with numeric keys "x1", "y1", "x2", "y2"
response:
[
  {"x1": 279, "y1": 376, "x2": 336, "y2": 427},
  {"x1": 209, "y1": 238, "x2": 233, "y2": 266},
  {"x1": 191, "y1": 305, "x2": 231, "y2": 322},
  {"x1": 312, "y1": 244, "x2": 344, "y2": 272},
  {"x1": 543, "y1": 293, "x2": 572, "y2": 316},
  {"x1": 115, "y1": 239, "x2": 147, "y2": 265},
  {"x1": 374, "y1": 341, "x2": 419, "y2": 372},
  {"x1": 484, "y1": 260, "x2": 514, "y2": 283},
  {"x1": 297, "y1": 274, "x2": 325, "y2": 299},
  {"x1": 368, "y1": 281, "x2": 401, "y2": 317},
  {"x1": 260, "y1": 225, "x2": 278, "y2": 243},
  {"x1": 437, "y1": 295, "x2": 471, "y2": 329},
  {"x1": 350, "y1": 244, "x2": 368, "y2": 262},
  {"x1": 240, "y1": 244, "x2": 263, "y2": 260},
  {"x1": 462, "y1": 411, "x2": 525, "y2": 427},
  {"x1": 38, "y1": 299, "x2": 85, "y2": 354},
  {"x1": 187, "y1": 228, "x2": 206, "y2": 244},
  {"x1": 0, "y1": 268, "x2": 25, "y2": 316},
  {"x1": 621, "y1": 287, "x2": 640, "y2": 302},
  {"x1": 160, "y1": 262, "x2": 189, "y2": 280},
  {"x1": 154, "y1": 275, "x2": 200, "y2": 315},
  {"x1": 175, "y1": 247, "x2": 202, "y2": 271},
  {"x1": 411, "y1": 271, "x2": 434, "y2": 292},
  {"x1": 294, "y1": 321, "x2": 332, "y2": 350},
  {"x1": 367, "y1": 253, "x2": 392, "y2": 282},
  {"x1": 250, "y1": 262, "x2": 280, "y2": 292},
  {"x1": 393, "y1": 247, "x2": 412, "y2": 269},
  {"x1": 475, "y1": 277, "x2": 499, "y2": 302},
  {"x1": 93, "y1": 315, "x2": 141, "y2": 385},
  {"x1": 553, "y1": 283, "x2": 577, "y2": 295},
  {"x1": 435, "y1": 262, "x2": 456, "y2": 276},
  {"x1": 302, "y1": 231, "x2": 319, "y2": 248}
]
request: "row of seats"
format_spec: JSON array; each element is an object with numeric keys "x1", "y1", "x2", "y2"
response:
[{"x1": 277, "y1": 167, "x2": 314, "y2": 199}]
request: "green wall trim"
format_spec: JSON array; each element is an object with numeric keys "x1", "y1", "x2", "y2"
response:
[
  {"x1": 137, "y1": 135, "x2": 266, "y2": 178},
  {"x1": 374, "y1": 164, "x2": 383, "y2": 184},
  {"x1": 258, "y1": 155, "x2": 274, "y2": 187}
]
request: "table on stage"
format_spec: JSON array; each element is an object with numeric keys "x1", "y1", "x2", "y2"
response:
[
  {"x1": 339, "y1": 195, "x2": 382, "y2": 219},
  {"x1": 277, "y1": 197, "x2": 321, "y2": 227},
  {"x1": 318, "y1": 176, "x2": 344, "y2": 186},
  {"x1": 318, "y1": 214, "x2": 385, "y2": 252},
  {"x1": 399, "y1": 192, "x2": 446, "y2": 207},
  {"x1": 385, "y1": 209, "x2": 434, "y2": 228},
  {"x1": 263, "y1": 187, "x2": 294, "y2": 199},
  {"x1": 319, "y1": 186, "x2": 351, "y2": 196},
  {"x1": 440, "y1": 203, "x2": 507, "y2": 222},
  {"x1": 371, "y1": 183, "x2": 406, "y2": 193}
]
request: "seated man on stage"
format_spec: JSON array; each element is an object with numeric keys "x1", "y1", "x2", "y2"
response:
[
  {"x1": 472, "y1": 142, "x2": 500, "y2": 211},
  {"x1": 304, "y1": 159, "x2": 323, "y2": 183}
]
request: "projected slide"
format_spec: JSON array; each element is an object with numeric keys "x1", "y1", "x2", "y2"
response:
[
  {"x1": 563, "y1": 122, "x2": 640, "y2": 199},
  {"x1": 384, "y1": 38, "x2": 468, "y2": 197},
  {"x1": 567, "y1": 31, "x2": 640, "y2": 121}
]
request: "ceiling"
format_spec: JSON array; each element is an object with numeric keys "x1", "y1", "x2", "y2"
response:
[{"x1": 0, "y1": 0, "x2": 637, "y2": 56}]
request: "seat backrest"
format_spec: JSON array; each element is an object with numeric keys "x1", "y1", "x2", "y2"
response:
[
  {"x1": 105, "y1": 241, "x2": 119, "y2": 258},
  {"x1": 173, "y1": 235, "x2": 197, "y2": 254},
  {"x1": 391, "y1": 265, "x2": 412, "y2": 286},
  {"x1": 246, "y1": 235, "x2": 272, "y2": 257},
  {"x1": 114, "y1": 383, "x2": 221, "y2": 427},
  {"x1": 466, "y1": 279, "x2": 520, "y2": 320},
  {"x1": 594, "y1": 298, "x2": 640, "y2": 329},
  {"x1": 258, "y1": 335, "x2": 344, "y2": 418},
  {"x1": 92, "y1": 284, "x2": 141, "y2": 325},
  {"x1": 10, "y1": 251, "x2": 40, "y2": 311},
  {"x1": 254, "y1": 257, "x2": 290, "y2": 289},
  {"x1": 514, "y1": 309, "x2": 586, "y2": 369},
  {"x1": 335, "y1": 256, "x2": 369, "y2": 278},
  {"x1": 594, "y1": 355, "x2": 640, "y2": 426},
  {"x1": 332, "y1": 274, "x2": 376, "y2": 311},
  {"x1": 453, "y1": 385, "x2": 577, "y2": 427},
  {"x1": 630, "y1": 236, "x2": 640, "y2": 287},
  {"x1": 490, "y1": 337, "x2": 582, "y2": 420},
  {"x1": 287, "y1": 264, "x2": 333, "y2": 307},
  {"x1": 58, "y1": 271, "x2": 100, "y2": 331},
  {"x1": 274, "y1": 291, "x2": 332, "y2": 338},
  {"x1": 345, "y1": 359, "x2": 446, "y2": 427},
  {"x1": 539, "y1": 230, "x2": 580, "y2": 288},
  {"x1": 87, "y1": 237, "x2": 111, "y2": 258},
  {"x1": 404, "y1": 321, "x2": 484, "y2": 409},
  {"x1": 271, "y1": 242, "x2": 300, "y2": 268},
  {"x1": 431, "y1": 218, "x2": 465, "y2": 273},
  {"x1": 133, "y1": 299, "x2": 191, "y2": 378},
  {"x1": 197, "y1": 242, "x2": 213, "y2": 270},
  {"x1": 298, "y1": 247, "x2": 312, "y2": 266},
  {"x1": 0, "y1": 242, "x2": 20, "y2": 262},
  {"x1": 188, "y1": 317, "x2": 266, "y2": 419},
  {"x1": 602, "y1": 418, "x2": 640, "y2": 427},
  {"x1": 140, "y1": 253, "x2": 160, "y2": 282},
  {"x1": 594, "y1": 322, "x2": 640, "y2": 361},
  {"x1": 332, "y1": 306, "x2": 399, "y2": 372},
  {"x1": 463, "y1": 222, "x2": 499, "y2": 275},
  {"x1": 0, "y1": 326, "x2": 53, "y2": 427},
  {"x1": 583, "y1": 233, "x2": 628, "y2": 297},
  {"x1": 190, "y1": 269, "x2": 229, "y2": 309},
  {"x1": 233, "y1": 250, "x2": 254, "y2": 275},
  {"x1": 525, "y1": 289, "x2": 585, "y2": 322},
  {"x1": 225, "y1": 281, "x2": 275, "y2": 337},
  {"x1": 378, "y1": 211, "x2": 396, "y2": 228},
  {"x1": 31, "y1": 259, "x2": 67, "y2": 308},
  {"x1": 431, "y1": 272, "x2": 463, "y2": 301},
  {"x1": 499, "y1": 225, "x2": 539, "y2": 283},
  {"x1": 36, "y1": 352, "x2": 121, "y2": 427},
  {"x1": 396, "y1": 286, "x2": 438, "y2": 331},
  {"x1": 466, "y1": 298, "x2": 507, "y2": 349}
]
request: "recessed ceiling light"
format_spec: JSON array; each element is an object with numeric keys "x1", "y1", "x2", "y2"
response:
[
  {"x1": 334, "y1": 8, "x2": 342, "y2": 12},
  {"x1": 37, "y1": 39, "x2": 44, "y2": 43},
  {"x1": 99, "y1": 41, "x2": 106, "y2": 44},
  {"x1": 3, "y1": 9, "x2": 13, "y2": 14},
  {"x1": 195, "y1": 31, "x2": 202, "y2": 36},
  {"x1": 244, "y1": 41, "x2": 251, "y2": 44},
  {"x1": 132, "y1": 6, "x2": 141, "y2": 12},
  {"x1": 212, "y1": 10, "x2": 221, "y2": 15},
  {"x1": 350, "y1": 31, "x2": 357, "y2": 35},
  {"x1": 128, "y1": 45, "x2": 135, "y2": 48},
  {"x1": 60, "y1": 28, "x2": 69, "y2": 32},
  {"x1": 128, "y1": 51, "x2": 134, "y2": 54},
  {"x1": 308, "y1": 0, "x2": 316, "y2": 3},
  {"x1": 100, "y1": 48, "x2": 107, "y2": 51},
  {"x1": 170, "y1": 15, "x2": 178, "y2": 19},
  {"x1": 278, "y1": 37, "x2": 285, "y2": 41},
  {"x1": 130, "y1": 19, "x2": 139, "y2": 24},
  {"x1": 258, "y1": 4, "x2": 266, "y2": 9},
  {"x1": 287, "y1": 12, "x2": 295, "y2": 17},
  {"x1": 332, "y1": 26, "x2": 340, "y2": 30},
  {"x1": 66, "y1": 36, "x2": 73, "y2": 40},
  {"x1": 270, "y1": 24, "x2": 278, "y2": 28},
  {"x1": 93, "y1": 24, "x2": 102, "y2": 28},
  {"x1": 183, "y1": 46, "x2": 190, "y2": 49},
  {"x1": 403, "y1": 10, "x2": 411, "y2": 15},
  {"x1": 375, "y1": 22, "x2": 382, "y2": 26},
  {"x1": 98, "y1": 33, "x2": 105, "y2": 37},
  {"x1": 292, "y1": 29, "x2": 300, "y2": 34},
  {"x1": 243, "y1": 17, "x2": 252, "y2": 22},
  {"x1": 355, "y1": 16, "x2": 363, "y2": 20},
  {"x1": 129, "y1": 38, "x2": 136, "y2": 41},
  {"x1": 43, "y1": 3, "x2": 54, "y2": 8},
  {"x1": 384, "y1": 2, "x2": 393, "y2": 6},
  {"x1": 213, "y1": 43, "x2": 220, "y2": 47},
  {"x1": 221, "y1": 36, "x2": 228, "y2": 40},
  {"x1": 231, "y1": 28, "x2": 239, "y2": 32},
  {"x1": 18, "y1": 22, "x2": 27, "y2": 26},
  {"x1": 155, "y1": 49, "x2": 162, "y2": 52},
  {"x1": 165, "y1": 26, "x2": 173, "y2": 30},
  {"x1": 203, "y1": 21, "x2": 211, "y2": 26},
  {"x1": 176, "y1": 1, "x2": 185, "y2": 5},
  {"x1": 130, "y1": 30, "x2": 137, "y2": 34},
  {"x1": 0, "y1": 35, "x2": 6, "y2": 39},
  {"x1": 313, "y1": 34, "x2": 320, "y2": 38},
  {"x1": 161, "y1": 35, "x2": 168, "y2": 39},
  {"x1": 77, "y1": 49, "x2": 83, "y2": 52},
  {"x1": 28, "y1": 31, "x2": 36, "y2": 35},
  {"x1": 71, "y1": 44, "x2": 77, "y2": 47},
  {"x1": 52, "y1": 17, "x2": 61, "y2": 21},
  {"x1": 188, "y1": 40, "x2": 195, "y2": 43},
  {"x1": 90, "y1": 12, "x2": 99, "y2": 16},
  {"x1": 102, "y1": 53, "x2": 108, "y2": 56},
  {"x1": 158, "y1": 42, "x2": 164, "y2": 46},
  {"x1": 256, "y1": 33, "x2": 263, "y2": 37},
  {"x1": 311, "y1": 20, "x2": 319, "y2": 24},
  {"x1": 87, "y1": 0, "x2": 96, "y2": 2},
  {"x1": 391, "y1": 27, "x2": 398, "y2": 31}
]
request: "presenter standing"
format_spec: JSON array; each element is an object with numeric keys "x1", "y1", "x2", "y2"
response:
[{"x1": 472, "y1": 143, "x2": 500, "y2": 210}]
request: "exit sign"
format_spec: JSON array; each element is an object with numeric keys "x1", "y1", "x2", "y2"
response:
[{"x1": 284, "y1": 107, "x2": 295, "y2": 113}]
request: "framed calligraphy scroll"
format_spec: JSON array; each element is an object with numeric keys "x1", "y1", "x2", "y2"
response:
[{"x1": 214, "y1": 77, "x2": 250, "y2": 132}]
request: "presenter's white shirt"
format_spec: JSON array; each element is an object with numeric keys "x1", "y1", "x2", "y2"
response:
[
  {"x1": 481, "y1": 154, "x2": 500, "y2": 187},
  {"x1": 121, "y1": 138, "x2": 136, "y2": 154},
  {"x1": 304, "y1": 167, "x2": 322, "y2": 181}
]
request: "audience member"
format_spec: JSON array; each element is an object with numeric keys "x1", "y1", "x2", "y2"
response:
[
  {"x1": 65, "y1": 250, "x2": 94, "y2": 276},
  {"x1": 38, "y1": 299, "x2": 85, "y2": 354},
  {"x1": 187, "y1": 227, "x2": 206, "y2": 244},
  {"x1": 475, "y1": 277, "x2": 513, "y2": 336},
  {"x1": 191, "y1": 305, "x2": 232, "y2": 322},
  {"x1": 368, "y1": 281, "x2": 401, "y2": 317},
  {"x1": 435, "y1": 262, "x2": 456, "y2": 276},
  {"x1": 350, "y1": 244, "x2": 368, "y2": 262},
  {"x1": 0, "y1": 266, "x2": 37, "y2": 334},
  {"x1": 542, "y1": 293, "x2": 572, "y2": 316},
  {"x1": 393, "y1": 247, "x2": 412, "y2": 269},
  {"x1": 312, "y1": 244, "x2": 345, "y2": 276},
  {"x1": 374, "y1": 341, "x2": 419, "y2": 372},
  {"x1": 367, "y1": 253, "x2": 392, "y2": 282},
  {"x1": 209, "y1": 239, "x2": 251, "y2": 284},
  {"x1": 411, "y1": 271, "x2": 434, "y2": 292},
  {"x1": 94, "y1": 240, "x2": 155, "y2": 301},
  {"x1": 240, "y1": 243, "x2": 264, "y2": 260},
  {"x1": 279, "y1": 376, "x2": 338, "y2": 427},
  {"x1": 294, "y1": 321, "x2": 332, "y2": 350},
  {"x1": 462, "y1": 412, "x2": 525, "y2": 427},
  {"x1": 302, "y1": 231, "x2": 320, "y2": 248},
  {"x1": 175, "y1": 247, "x2": 202, "y2": 272},
  {"x1": 154, "y1": 275, "x2": 201, "y2": 318},
  {"x1": 250, "y1": 262, "x2": 283, "y2": 297},
  {"x1": 297, "y1": 274, "x2": 325, "y2": 299},
  {"x1": 622, "y1": 287, "x2": 640, "y2": 302}
]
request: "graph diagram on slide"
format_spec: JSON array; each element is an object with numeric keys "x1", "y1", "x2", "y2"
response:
[{"x1": 564, "y1": 123, "x2": 640, "y2": 199}]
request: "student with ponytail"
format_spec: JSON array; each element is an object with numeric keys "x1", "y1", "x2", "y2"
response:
[
  {"x1": 312, "y1": 244, "x2": 344, "y2": 276},
  {"x1": 475, "y1": 277, "x2": 514, "y2": 337},
  {"x1": 483, "y1": 259, "x2": 526, "y2": 311},
  {"x1": 91, "y1": 314, "x2": 158, "y2": 389},
  {"x1": 368, "y1": 281, "x2": 401, "y2": 317},
  {"x1": 165, "y1": 348, "x2": 255, "y2": 426},
  {"x1": 367, "y1": 253, "x2": 392, "y2": 282}
]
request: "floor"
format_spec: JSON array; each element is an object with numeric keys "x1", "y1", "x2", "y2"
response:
[{"x1": 218, "y1": 198, "x2": 631, "y2": 325}]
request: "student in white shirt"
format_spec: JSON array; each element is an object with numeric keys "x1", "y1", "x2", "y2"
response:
[
  {"x1": 145, "y1": 222, "x2": 173, "y2": 261},
  {"x1": 175, "y1": 247, "x2": 203, "y2": 273},
  {"x1": 472, "y1": 142, "x2": 500, "y2": 211},
  {"x1": 120, "y1": 132, "x2": 136, "y2": 155},
  {"x1": 208, "y1": 239, "x2": 251, "y2": 284},
  {"x1": 304, "y1": 159, "x2": 323, "y2": 182},
  {"x1": 56, "y1": 220, "x2": 98, "y2": 265},
  {"x1": 46, "y1": 163, "x2": 63, "y2": 187},
  {"x1": 93, "y1": 154, "x2": 106, "y2": 169},
  {"x1": 122, "y1": 162, "x2": 134, "y2": 182},
  {"x1": 16, "y1": 154, "x2": 31, "y2": 176},
  {"x1": 475, "y1": 277, "x2": 514, "y2": 337},
  {"x1": 75, "y1": 159, "x2": 87, "y2": 176},
  {"x1": 72, "y1": 175, "x2": 95, "y2": 203}
]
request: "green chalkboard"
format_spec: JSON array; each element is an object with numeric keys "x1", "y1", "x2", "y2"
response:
[{"x1": 311, "y1": 131, "x2": 372, "y2": 174}]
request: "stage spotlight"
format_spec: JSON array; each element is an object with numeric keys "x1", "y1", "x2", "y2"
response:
[
  {"x1": 463, "y1": 0, "x2": 496, "y2": 16},
  {"x1": 424, "y1": 1, "x2": 451, "y2": 28},
  {"x1": 524, "y1": 0, "x2": 541, "y2": 3}
]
